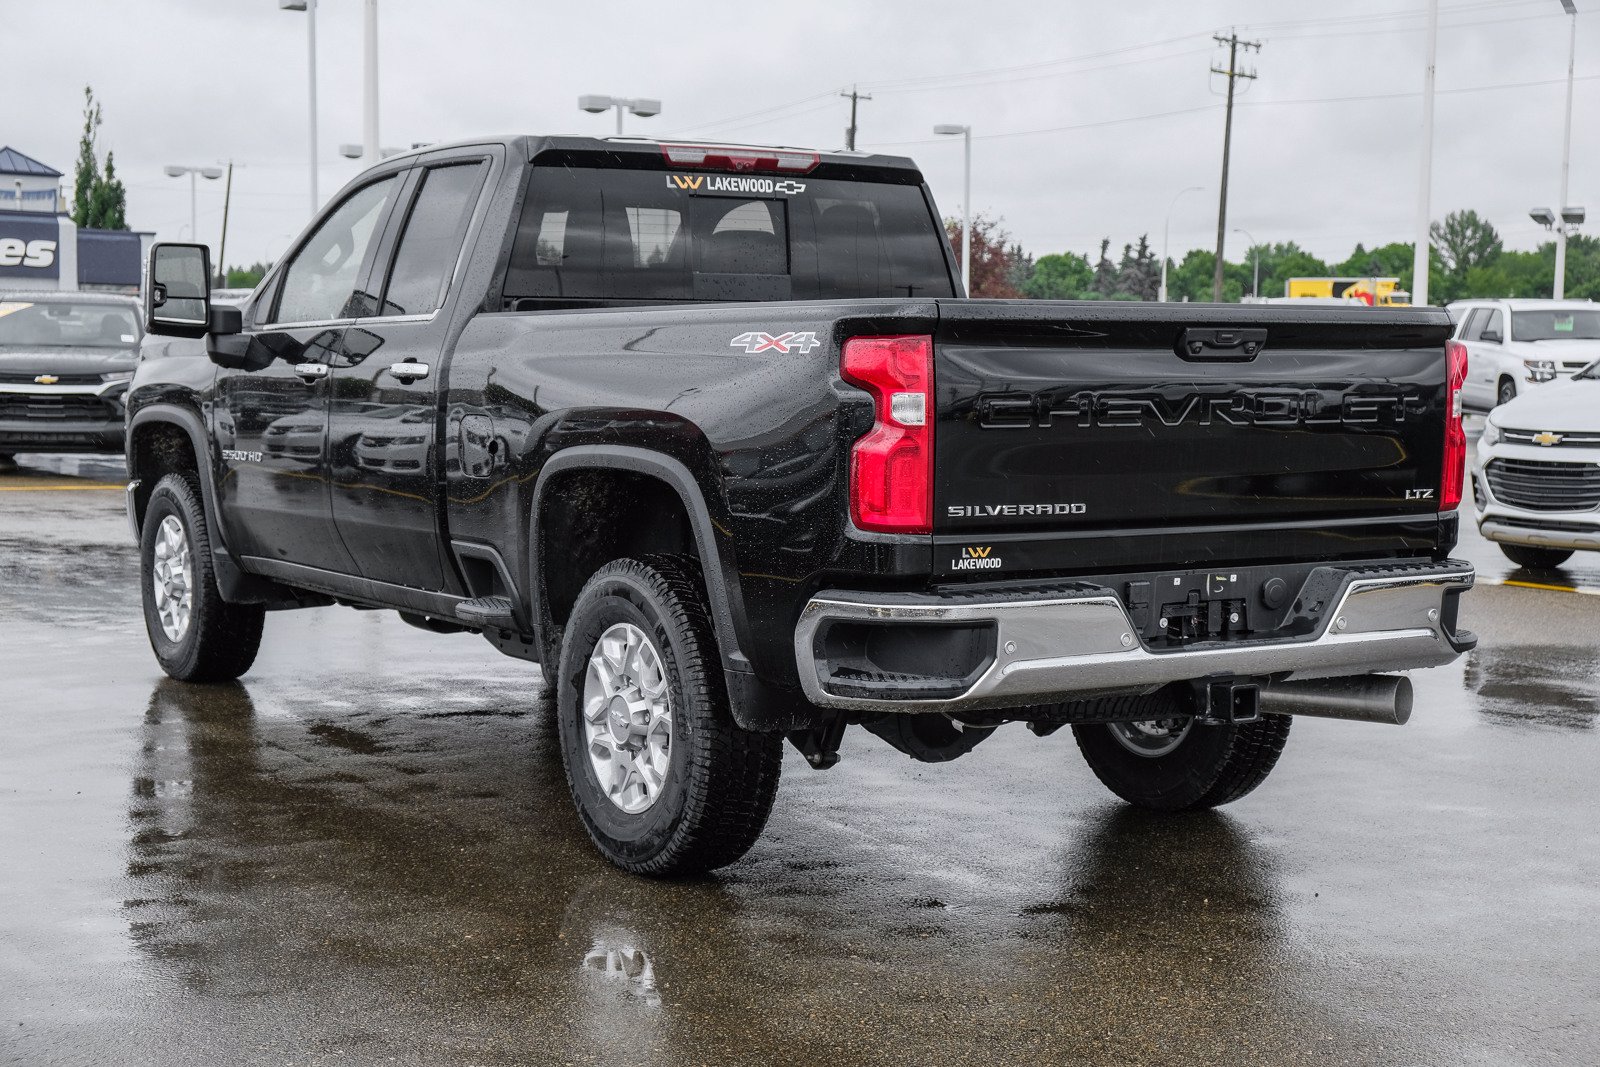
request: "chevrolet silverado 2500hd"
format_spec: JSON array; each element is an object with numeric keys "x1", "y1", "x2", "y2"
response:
[{"x1": 129, "y1": 136, "x2": 1475, "y2": 875}]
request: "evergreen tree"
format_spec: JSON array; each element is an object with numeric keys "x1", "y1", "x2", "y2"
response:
[{"x1": 70, "y1": 86, "x2": 129, "y2": 231}]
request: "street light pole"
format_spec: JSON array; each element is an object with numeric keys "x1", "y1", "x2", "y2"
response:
[
  {"x1": 1160, "y1": 185, "x2": 1203, "y2": 302},
  {"x1": 164, "y1": 164, "x2": 223, "y2": 247},
  {"x1": 1556, "y1": 0, "x2": 1578, "y2": 299},
  {"x1": 934, "y1": 124, "x2": 971, "y2": 295},
  {"x1": 1412, "y1": 0, "x2": 1439, "y2": 306},
  {"x1": 280, "y1": 0, "x2": 319, "y2": 215},
  {"x1": 1233, "y1": 227, "x2": 1259, "y2": 298},
  {"x1": 363, "y1": 0, "x2": 380, "y2": 162},
  {"x1": 579, "y1": 95, "x2": 662, "y2": 136}
]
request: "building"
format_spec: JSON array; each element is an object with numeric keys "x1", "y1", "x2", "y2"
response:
[{"x1": 0, "y1": 146, "x2": 151, "y2": 294}]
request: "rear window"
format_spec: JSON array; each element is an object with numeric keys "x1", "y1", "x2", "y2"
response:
[
  {"x1": 1511, "y1": 309, "x2": 1600, "y2": 341},
  {"x1": 501, "y1": 166, "x2": 954, "y2": 308}
]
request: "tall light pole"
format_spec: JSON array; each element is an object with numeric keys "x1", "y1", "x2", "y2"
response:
[
  {"x1": 163, "y1": 164, "x2": 223, "y2": 244},
  {"x1": 934, "y1": 124, "x2": 971, "y2": 295},
  {"x1": 280, "y1": 0, "x2": 319, "y2": 215},
  {"x1": 1233, "y1": 227, "x2": 1259, "y2": 298},
  {"x1": 1160, "y1": 185, "x2": 1203, "y2": 302},
  {"x1": 1555, "y1": 0, "x2": 1579, "y2": 299},
  {"x1": 578, "y1": 95, "x2": 662, "y2": 136},
  {"x1": 1412, "y1": 0, "x2": 1439, "y2": 306},
  {"x1": 363, "y1": 0, "x2": 379, "y2": 162}
]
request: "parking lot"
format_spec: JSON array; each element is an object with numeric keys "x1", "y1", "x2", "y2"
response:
[{"x1": 3, "y1": 439, "x2": 1598, "y2": 1067}]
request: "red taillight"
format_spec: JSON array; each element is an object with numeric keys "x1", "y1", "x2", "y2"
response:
[
  {"x1": 659, "y1": 143, "x2": 819, "y2": 174},
  {"x1": 841, "y1": 335, "x2": 933, "y2": 534},
  {"x1": 1442, "y1": 339, "x2": 1468, "y2": 510}
]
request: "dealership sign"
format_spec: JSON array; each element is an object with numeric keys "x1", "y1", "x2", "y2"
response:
[{"x1": 0, "y1": 216, "x2": 60, "y2": 279}]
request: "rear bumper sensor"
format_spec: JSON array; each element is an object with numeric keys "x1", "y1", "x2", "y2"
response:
[{"x1": 793, "y1": 562, "x2": 1476, "y2": 714}]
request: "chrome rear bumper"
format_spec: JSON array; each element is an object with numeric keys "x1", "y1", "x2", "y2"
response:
[{"x1": 794, "y1": 563, "x2": 1476, "y2": 714}]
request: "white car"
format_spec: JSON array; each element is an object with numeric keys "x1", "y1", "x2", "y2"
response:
[
  {"x1": 1473, "y1": 361, "x2": 1600, "y2": 568},
  {"x1": 1448, "y1": 299, "x2": 1600, "y2": 411}
]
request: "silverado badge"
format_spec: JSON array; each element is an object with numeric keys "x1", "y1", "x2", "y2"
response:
[
  {"x1": 33, "y1": 374, "x2": 59, "y2": 385},
  {"x1": 1532, "y1": 431, "x2": 1564, "y2": 446}
]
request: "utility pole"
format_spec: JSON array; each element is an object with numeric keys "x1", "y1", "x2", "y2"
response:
[
  {"x1": 841, "y1": 85, "x2": 872, "y2": 151},
  {"x1": 216, "y1": 162, "x2": 234, "y2": 287},
  {"x1": 1210, "y1": 31, "x2": 1260, "y2": 302}
]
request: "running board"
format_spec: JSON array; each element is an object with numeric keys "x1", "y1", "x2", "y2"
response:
[{"x1": 455, "y1": 595, "x2": 516, "y2": 629}]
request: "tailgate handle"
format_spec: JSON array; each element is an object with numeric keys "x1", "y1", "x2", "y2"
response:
[{"x1": 1177, "y1": 327, "x2": 1267, "y2": 361}]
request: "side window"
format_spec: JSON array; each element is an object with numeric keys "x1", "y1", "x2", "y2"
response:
[
  {"x1": 1482, "y1": 308, "x2": 1505, "y2": 342},
  {"x1": 377, "y1": 162, "x2": 488, "y2": 317},
  {"x1": 1461, "y1": 309, "x2": 1487, "y2": 341},
  {"x1": 270, "y1": 177, "x2": 397, "y2": 325}
]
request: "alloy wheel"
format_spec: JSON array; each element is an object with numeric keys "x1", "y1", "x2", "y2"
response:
[
  {"x1": 151, "y1": 515, "x2": 193, "y2": 642},
  {"x1": 582, "y1": 622, "x2": 673, "y2": 814}
]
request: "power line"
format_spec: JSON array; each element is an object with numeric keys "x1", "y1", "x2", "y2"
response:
[{"x1": 1211, "y1": 31, "x2": 1261, "y2": 301}]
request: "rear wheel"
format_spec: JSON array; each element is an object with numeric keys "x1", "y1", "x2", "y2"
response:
[
  {"x1": 1499, "y1": 543, "x2": 1573, "y2": 569},
  {"x1": 1073, "y1": 714, "x2": 1291, "y2": 811},
  {"x1": 555, "y1": 555, "x2": 782, "y2": 876},
  {"x1": 1497, "y1": 378, "x2": 1517, "y2": 407},
  {"x1": 140, "y1": 473, "x2": 265, "y2": 682}
]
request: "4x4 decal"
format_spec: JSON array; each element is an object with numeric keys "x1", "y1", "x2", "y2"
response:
[{"x1": 730, "y1": 331, "x2": 822, "y2": 355}]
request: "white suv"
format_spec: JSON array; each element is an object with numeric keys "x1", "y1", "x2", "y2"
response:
[
  {"x1": 1447, "y1": 299, "x2": 1600, "y2": 410},
  {"x1": 1473, "y1": 358, "x2": 1600, "y2": 568}
]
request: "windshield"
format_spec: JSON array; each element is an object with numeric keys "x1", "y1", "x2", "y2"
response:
[
  {"x1": 1510, "y1": 309, "x2": 1600, "y2": 342},
  {"x1": 502, "y1": 167, "x2": 956, "y2": 308},
  {"x1": 0, "y1": 300, "x2": 141, "y2": 348}
]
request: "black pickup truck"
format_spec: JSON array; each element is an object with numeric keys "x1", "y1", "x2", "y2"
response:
[{"x1": 129, "y1": 136, "x2": 1475, "y2": 875}]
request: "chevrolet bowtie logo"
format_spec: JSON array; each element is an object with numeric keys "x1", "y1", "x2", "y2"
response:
[
  {"x1": 33, "y1": 374, "x2": 59, "y2": 385},
  {"x1": 1532, "y1": 431, "x2": 1564, "y2": 446}
]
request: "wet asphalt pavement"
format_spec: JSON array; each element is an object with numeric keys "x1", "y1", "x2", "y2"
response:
[{"x1": 3, "y1": 446, "x2": 1599, "y2": 1066}]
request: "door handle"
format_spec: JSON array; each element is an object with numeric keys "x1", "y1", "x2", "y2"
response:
[
  {"x1": 294, "y1": 362, "x2": 330, "y2": 382},
  {"x1": 388, "y1": 361, "x2": 430, "y2": 382}
]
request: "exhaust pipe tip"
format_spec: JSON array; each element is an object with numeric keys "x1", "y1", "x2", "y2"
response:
[{"x1": 1261, "y1": 674, "x2": 1414, "y2": 726}]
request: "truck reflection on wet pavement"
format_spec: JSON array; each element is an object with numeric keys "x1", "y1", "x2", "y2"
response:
[{"x1": 3, "y1": 454, "x2": 1599, "y2": 1065}]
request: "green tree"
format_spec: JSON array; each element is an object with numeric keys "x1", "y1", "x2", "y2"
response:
[
  {"x1": 223, "y1": 262, "x2": 273, "y2": 289},
  {"x1": 1430, "y1": 209, "x2": 1501, "y2": 277},
  {"x1": 70, "y1": 86, "x2": 128, "y2": 231},
  {"x1": 1114, "y1": 235, "x2": 1160, "y2": 300},
  {"x1": 1005, "y1": 242, "x2": 1035, "y2": 294},
  {"x1": 1022, "y1": 252, "x2": 1094, "y2": 300}
]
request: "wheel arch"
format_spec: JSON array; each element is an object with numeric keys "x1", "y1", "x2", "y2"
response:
[
  {"x1": 127, "y1": 404, "x2": 217, "y2": 541},
  {"x1": 530, "y1": 445, "x2": 751, "y2": 676},
  {"x1": 127, "y1": 404, "x2": 293, "y2": 606}
]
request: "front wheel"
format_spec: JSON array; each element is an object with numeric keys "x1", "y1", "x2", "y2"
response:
[
  {"x1": 555, "y1": 555, "x2": 782, "y2": 877},
  {"x1": 140, "y1": 473, "x2": 265, "y2": 682},
  {"x1": 1073, "y1": 714, "x2": 1291, "y2": 811},
  {"x1": 1499, "y1": 543, "x2": 1573, "y2": 570},
  {"x1": 1497, "y1": 378, "x2": 1517, "y2": 407}
]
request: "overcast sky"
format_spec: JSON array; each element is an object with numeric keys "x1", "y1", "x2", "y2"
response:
[{"x1": 4, "y1": 0, "x2": 1593, "y2": 271}]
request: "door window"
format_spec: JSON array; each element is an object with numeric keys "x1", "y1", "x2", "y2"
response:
[
  {"x1": 377, "y1": 162, "x2": 488, "y2": 317},
  {"x1": 1461, "y1": 309, "x2": 1489, "y2": 341},
  {"x1": 270, "y1": 177, "x2": 397, "y2": 325},
  {"x1": 1481, "y1": 309, "x2": 1505, "y2": 342}
]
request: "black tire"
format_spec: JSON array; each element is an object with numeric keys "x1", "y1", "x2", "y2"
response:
[
  {"x1": 1072, "y1": 714, "x2": 1291, "y2": 811},
  {"x1": 140, "y1": 473, "x2": 265, "y2": 682},
  {"x1": 1499, "y1": 543, "x2": 1573, "y2": 569},
  {"x1": 555, "y1": 555, "x2": 782, "y2": 877},
  {"x1": 1497, "y1": 378, "x2": 1517, "y2": 407}
]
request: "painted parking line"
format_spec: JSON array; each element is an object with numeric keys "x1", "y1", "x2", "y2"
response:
[
  {"x1": 1500, "y1": 578, "x2": 1600, "y2": 596},
  {"x1": 0, "y1": 483, "x2": 125, "y2": 492},
  {"x1": 1488, "y1": 576, "x2": 1600, "y2": 597}
]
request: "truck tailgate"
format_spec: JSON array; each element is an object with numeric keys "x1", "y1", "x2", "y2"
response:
[{"x1": 933, "y1": 301, "x2": 1454, "y2": 576}]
